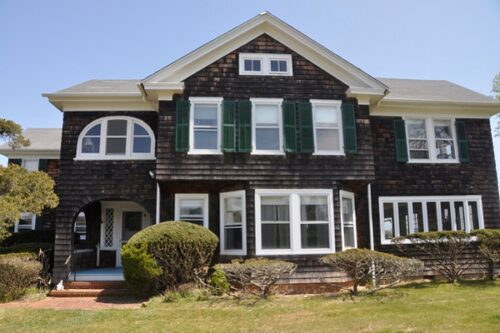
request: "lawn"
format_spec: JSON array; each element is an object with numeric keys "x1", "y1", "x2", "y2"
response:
[{"x1": 0, "y1": 281, "x2": 499, "y2": 333}]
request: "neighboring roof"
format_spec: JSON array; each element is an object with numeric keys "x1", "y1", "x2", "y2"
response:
[
  {"x1": 0, "y1": 128, "x2": 61, "y2": 157},
  {"x1": 378, "y1": 78, "x2": 500, "y2": 105},
  {"x1": 54, "y1": 80, "x2": 141, "y2": 95}
]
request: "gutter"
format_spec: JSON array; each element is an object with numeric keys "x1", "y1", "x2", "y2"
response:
[{"x1": 368, "y1": 183, "x2": 375, "y2": 251}]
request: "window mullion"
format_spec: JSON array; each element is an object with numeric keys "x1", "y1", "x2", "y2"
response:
[
  {"x1": 394, "y1": 202, "x2": 400, "y2": 237},
  {"x1": 436, "y1": 201, "x2": 443, "y2": 231},
  {"x1": 422, "y1": 201, "x2": 429, "y2": 232},
  {"x1": 463, "y1": 200, "x2": 471, "y2": 232},
  {"x1": 427, "y1": 118, "x2": 435, "y2": 162},
  {"x1": 450, "y1": 201, "x2": 457, "y2": 231},
  {"x1": 291, "y1": 194, "x2": 300, "y2": 252},
  {"x1": 101, "y1": 120, "x2": 108, "y2": 158},
  {"x1": 408, "y1": 201, "x2": 414, "y2": 235}
]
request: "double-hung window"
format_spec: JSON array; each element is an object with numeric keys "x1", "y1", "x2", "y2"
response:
[
  {"x1": 311, "y1": 100, "x2": 344, "y2": 155},
  {"x1": 220, "y1": 190, "x2": 246, "y2": 255},
  {"x1": 405, "y1": 118, "x2": 457, "y2": 162},
  {"x1": 189, "y1": 97, "x2": 222, "y2": 154},
  {"x1": 174, "y1": 194, "x2": 209, "y2": 228},
  {"x1": 251, "y1": 98, "x2": 283, "y2": 154},
  {"x1": 379, "y1": 195, "x2": 484, "y2": 244},
  {"x1": 255, "y1": 189, "x2": 334, "y2": 255}
]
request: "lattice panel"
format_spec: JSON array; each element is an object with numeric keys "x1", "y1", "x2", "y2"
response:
[{"x1": 104, "y1": 208, "x2": 114, "y2": 247}]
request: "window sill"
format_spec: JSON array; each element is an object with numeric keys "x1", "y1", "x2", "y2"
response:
[
  {"x1": 256, "y1": 248, "x2": 335, "y2": 256},
  {"x1": 407, "y1": 159, "x2": 459, "y2": 164},
  {"x1": 251, "y1": 151, "x2": 285, "y2": 156},
  {"x1": 74, "y1": 156, "x2": 156, "y2": 161},
  {"x1": 220, "y1": 250, "x2": 247, "y2": 256},
  {"x1": 312, "y1": 151, "x2": 346, "y2": 156},
  {"x1": 187, "y1": 150, "x2": 223, "y2": 155}
]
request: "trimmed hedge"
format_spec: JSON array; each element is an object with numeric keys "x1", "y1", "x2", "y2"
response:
[
  {"x1": 0, "y1": 230, "x2": 55, "y2": 247},
  {"x1": 122, "y1": 221, "x2": 218, "y2": 294},
  {"x1": 471, "y1": 229, "x2": 500, "y2": 280},
  {"x1": 0, "y1": 242, "x2": 53, "y2": 255},
  {"x1": 0, "y1": 252, "x2": 42, "y2": 302}
]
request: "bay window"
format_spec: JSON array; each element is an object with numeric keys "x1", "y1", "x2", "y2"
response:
[
  {"x1": 255, "y1": 189, "x2": 334, "y2": 255},
  {"x1": 220, "y1": 191, "x2": 246, "y2": 255},
  {"x1": 379, "y1": 195, "x2": 484, "y2": 244}
]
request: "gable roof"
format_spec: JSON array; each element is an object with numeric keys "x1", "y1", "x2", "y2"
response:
[
  {"x1": 0, "y1": 128, "x2": 61, "y2": 158},
  {"x1": 142, "y1": 12, "x2": 388, "y2": 98}
]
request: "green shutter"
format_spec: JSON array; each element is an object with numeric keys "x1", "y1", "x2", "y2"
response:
[
  {"x1": 394, "y1": 119, "x2": 408, "y2": 162},
  {"x1": 38, "y1": 159, "x2": 49, "y2": 172},
  {"x1": 9, "y1": 159, "x2": 22, "y2": 166},
  {"x1": 341, "y1": 103, "x2": 357, "y2": 154},
  {"x1": 455, "y1": 120, "x2": 469, "y2": 162},
  {"x1": 175, "y1": 100, "x2": 190, "y2": 152},
  {"x1": 298, "y1": 102, "x2": 314, "y2": 153},
  {"x1": 222, "y1": 101, "x2": 236, "y2": 152},
  {"x1": 237, "y1": 100, "x2": 252, "y2": 152},
  {"x1": 283, "y1": 101, "x2": 297, "y2": 153}
]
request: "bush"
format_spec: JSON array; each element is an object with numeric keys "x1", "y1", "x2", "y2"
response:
[
  {"x1": 320, "y1": 249, "x2": 422, "y2": 295},
  {"x1": 471, "y1": 229, "x2": 500, "y2": 280},
  {"x1": 0, "y1": 242, "x2": 53, "y2": 254},
  {"x1": 0, "y1": 252, "x2": 42, "y2": 302},
  {"x1": 122, "y1": 221, "x2": 218, "y2": 294},
  {"x1": 0, "y1": 230, "x2": 55, "y2": 247},
  {"x1": 216, "y1": 258, "x2": 297, "y2": 299},
  {"x1": 395, "y1": 231, "x2": 474, "y2": 283},
  {"x1": 208, "y1": 268, "x2": 230, "y2": 296},
  {"x1": 121, "y1": 244, "x2": 162, "y2": 295}
]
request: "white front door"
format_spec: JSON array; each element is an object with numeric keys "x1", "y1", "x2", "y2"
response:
[{"x1": 100, "y1": 201, "x2": 150, "y2": 267}]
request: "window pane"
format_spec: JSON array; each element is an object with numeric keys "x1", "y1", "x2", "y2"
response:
[
  {"x1": 454, "y1": 202, "x2": 465, "y2": 231},
  {"x1": 256, "y1": 128, "x2": 280, "y2": 150},
  {"x1": 244, "y1": 59, "x2": 252, "y2": 71},
  {"x1": 398, "y1": 202, "x2": 409, "y2": 236},
  {"x1": 255, "y1": 105, "x2": 279, "y2": 125},
  {"x1": 270, "y1": 60, "x2": 279, "y2": 72},
  {"x1": 18, "y1": 213, "x2": 34, "y2": 228},
  {"x1": 436, "y1": 140, "x2": 455, "y2": 159},
  {"x1": 412, "y1": 202, "x2": 424, "y2": 233},
  {"x1": 383, "y1": 203, "x2": 394, "y2": 239},
  {"x1": 344, "y1": 225, "x2": 355, "y2": 248},
  {"x1": 407, "y1": 120, "x2": 427, "y2": 138},
  {"x1": 133, "y1": 137, "x2": 151, "y2": 153},
  {"x1": 301, "y1": 224, "x2": 329, "y2": 248},
  {"x1": 180, "y1": 199, "x2": 203, "y2": 216},
  {"x1": 225, "y1": 227, "x2": 242, "y2": 250},
  {"x1": 300, "y1": 196, "x2": 328, "y2": 221},
  {"x1": 409, "y1": 140, "x2": 428, "y2": 150},
  {"x1": 194, "y1": 130, "x2": 218, "y2": 150},
  {"x1": 23, "y1": 159, "x2": 39, "y2": 172},
  {"x1": 441, "y1": 202, "x2": 452, "y2": 230},
  {"x1": 316, "y1": 129, "x2": 340, "y2": 151},
  {"x1": 427, "y1": 202, "x2": 438, "y2": 231},
  {"x1": 409, "y1": 150, "x2": 429, "y2": 159},
  {"x1": 82, "y1": 137, "x2": 100, "y2": 153},
  {"x1": 262, "y1": 224, "x2": 290, "y2": 249},
  {"x1": 107, "y1": 120, "x2": 127, "y2": 136},
  {"x1": 86, "y1": 124, "x2": 101, "y2": 136},
  {"x1": 224, "y1": 197, "x2": 242, "y2": 225},
  {"x1": 106, "y1": 137, "x2": 126, "y2": 155},
  {"x1": 279, "y1": 60, "x2": 287, "y2": 72},
  {"x1": 261, "y1": 196, "x2": 289, "y2": 221},
  {"x1": 434, "y1": 120, "x2": 452, "y2": 139},
  {"x1": 342, "y1": 197, "x2": 354, "y2": 224},
  {"x1": 134, "y1": 123, "x2": 148, "y2": 136},
  {"x1": 194, "y1": 104, "x2": 218, "y2": 127},
  {"x1": 314, "y1": 106, "x2": 338, "y2": 126},
  {"x1": 253, "y1": 60, "x2": 261, "y2": 71},
  {"x1": 468, "y1": 201, "x2": 480, "y2": 230}
]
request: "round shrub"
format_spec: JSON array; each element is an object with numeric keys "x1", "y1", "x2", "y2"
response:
[
  {"x1": 122, "y1": 221, "x2": 218, "y2": 293},
  {"x1": 121, "y1": 244, "x2": 162, "y2": 294},
  {"x1": 0, "y1": 252, "x2": 42, "y2": 302}
]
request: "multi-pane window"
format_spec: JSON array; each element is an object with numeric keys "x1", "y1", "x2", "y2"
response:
[
  {"x1": 243, "y1": 59, "x2": 262, "y2": 73},
  {"x1": 379, "y1": 195, "x2": 484, "y2": 244},
  {"x1": 405, "y1": 118, "x2": 457, "y2": 162},
  {"x1": 270, "y1": 59, "x2": 288, "y2": 73},
  {"x1": 189, "y1": 97, "x2": 222, "y2": 154},
  {"x1": 77, "y1": 117, "x2": 155, "y2": 159},
  {"x1": 239, "y1": 53, "x2": 292, "y2": 76},
  {"x1": 340, "y1": 191, "x2": 357, "y2": 249},
  {"x1": 174, "y1": 194, "x2": 209, "y2": 228},
  {"x1": 16, "y1": 212, "x2": 36, "y2": 232},
  {"x1": 220, "y1": 191, "x2": 246, "y2": 255},
  {"x1": 255, "y1": 189, "x2": 334, "y2": 255},
  {"x1": 311, "y1": 100, "x2": 343, "y2": 154},
  {"x1": 251, "y1": 99, "x2": 283, "y2": 154}
]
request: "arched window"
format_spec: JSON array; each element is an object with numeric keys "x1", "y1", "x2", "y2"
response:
[{"x1": 76, "y1": 117, "x2": 155, "y2": 160}]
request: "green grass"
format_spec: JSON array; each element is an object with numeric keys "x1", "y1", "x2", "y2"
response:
[{"x1": 0, "y1": 281, "x2": 499, "y2": 333}]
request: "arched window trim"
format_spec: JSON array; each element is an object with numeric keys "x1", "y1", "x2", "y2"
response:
[{"x1": 76, "y1": 116, "x2": 156, "y2": 160}]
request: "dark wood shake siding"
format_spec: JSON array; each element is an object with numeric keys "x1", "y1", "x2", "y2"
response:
[
  {"x1": 370, "y1": 116, "x2": 500, "y2": 248},
  {"x1": 53, "y1": 111, "x2": 157, "y2": 280}
]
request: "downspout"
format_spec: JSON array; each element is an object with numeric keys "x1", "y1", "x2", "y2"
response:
[
  {"x1": 137, "y1": 82, "x2": 158, "y2": 111},
  {"x1": 156, "y1": 182, "x2": 161, "y2": 224},
  {"x1": 368, "y1": 183, "x2": 375, "y2": 251}
]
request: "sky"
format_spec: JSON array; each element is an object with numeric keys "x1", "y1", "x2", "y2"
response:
[{"x1": 0, "y1": 0, "x2": 499, "y2": 190}]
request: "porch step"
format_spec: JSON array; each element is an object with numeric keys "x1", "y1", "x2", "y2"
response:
[
  {"x1": 48, "y1": 288, "x2": 132, "y2": 297},
  {"x1": 64, "y1": 281, "x2": 127, "y2": 290}
]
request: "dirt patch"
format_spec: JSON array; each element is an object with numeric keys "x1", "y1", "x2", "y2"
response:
[{"x1": 0, "y1": 296, "x2": 145, "y2": 310}]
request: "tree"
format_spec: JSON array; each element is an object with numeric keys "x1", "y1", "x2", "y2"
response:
[{"x1": 0, "y1": 119, "x2": 58, "y2": 241}]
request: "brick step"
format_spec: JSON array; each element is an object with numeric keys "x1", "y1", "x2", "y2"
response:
[
  {"x1": 48, "y1": 288, "x2": 132, "y2": 297},
  {"x1": 64, "y1": 281, "x2": 127, "y2": 290}
]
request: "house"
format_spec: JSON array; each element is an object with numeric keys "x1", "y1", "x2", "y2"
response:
[{"x1": 8, "y1": 12, "x2": 500, "y2": 282}]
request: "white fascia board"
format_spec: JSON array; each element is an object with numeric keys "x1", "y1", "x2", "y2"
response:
[
  {"x1": 42, "y1": 94, "x2": 157, "y2": 112},
  {"x1": 142, "y1": 13, "x2": 387, "y2": 94},
  {"x1": 0, "y1": 150, "x2": 60, "y2": 159},
  {"x1": 372, "y1": 99, "x2": 500, "y2": 118}
]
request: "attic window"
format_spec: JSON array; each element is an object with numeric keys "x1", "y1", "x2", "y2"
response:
[{"x1": 239, "y1": 53, "x2": 292, "y2": 76}]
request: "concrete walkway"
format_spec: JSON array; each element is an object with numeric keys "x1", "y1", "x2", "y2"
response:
[{"x1": 0, "y1": 296, "x2": 145, "y2": 310}]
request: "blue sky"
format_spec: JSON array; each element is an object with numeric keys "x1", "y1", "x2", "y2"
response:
[{"x1": 1, "y1": 0, "x2": 499, "y2": 190}]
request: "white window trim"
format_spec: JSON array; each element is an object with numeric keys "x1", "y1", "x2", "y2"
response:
[
  {"x1": 340, "y1": 190, "x2": 357, "y2": 250},
  {"x1": 255, "y1": 189, "x2": 335, "y2": 256},
  {"x1": 405, "y1": 117, "x2": 459, "y2": 164},
  {"x1": 174, "y1": 193, "x2": 209, "y2": 229},
  {"x1": 220, "y1": 190, "x2": 247, "y2": 256},
  {"x1": 22, "y1": 158, "x2": 40, "y2": 171},
  {"x1": 188, "y1": 97, "x2": 223, "y2": 155},
  {"x1": 310, "y1": 99, "x2": 344, "y2": 156},
  {"x1": 250, "y1": 98, "x2": 284, "y2": 155},
  {"x1": 239, "y1": 53, "x2": 293, "y2": 76},
  {"x1": 15, "y1": 213, "x2": 36, "y2": 232},
  {"x1": 378, "y1": 195, "x2": 484, "y2": 245},
  {"x1": 75, "y1": 116, "x2": 156, "y2": 160}
]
